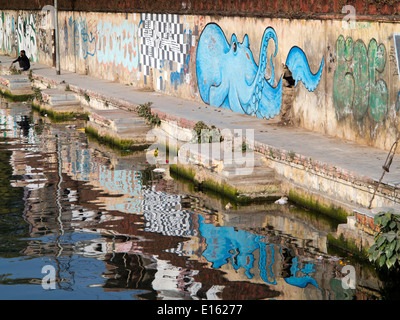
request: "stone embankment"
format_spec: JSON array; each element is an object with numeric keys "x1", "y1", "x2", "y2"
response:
[{"x1": 2, "y1": 55, "x2": 400, "y2": 254}]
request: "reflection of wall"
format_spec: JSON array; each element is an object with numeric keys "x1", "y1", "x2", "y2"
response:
[
  {"x1": 142, "y1": 187, "x2": 194, "y2": 237},
  {"x1": 195, "y1": 214, "x2": 357, "y2": 300},
  {"x1": 62, "y1": 144, "x2": 143, "y2": 214},
  {"x1": 220, "y1": 209, "x2": 330, "y2": 254}
]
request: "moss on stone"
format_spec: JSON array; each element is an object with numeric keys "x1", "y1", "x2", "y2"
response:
[
  {"x1": 169, "y1": 164, "x2": 196, "y2": 181},
  {"x1": 0, "y1": 89, "x2": 33, "y2": 102},
  {"x1": 32, "y1": 103, "x2": 89, "y2": 122},
  {"x1": 85, "y1": 125, "x2": 148, "y2": 152},
  {"x1": 169, "y1": 164, "x2": 255, "y2": 204},
  {"x1": 327, "y1": 233, "x2": 369, "y2": 261},
  {"x1": 288, "y1": 189, "x2": 348, "y2": 223}
]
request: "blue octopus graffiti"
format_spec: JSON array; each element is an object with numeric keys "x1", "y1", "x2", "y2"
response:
[{"x1": 196, "y1": 23, "x2": 324, "y2": 119}]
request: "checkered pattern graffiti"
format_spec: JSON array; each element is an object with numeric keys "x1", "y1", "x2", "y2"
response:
[
  {"x1": 139, "y1": 13, "x2": 194, "y2": 76},
  {"x1": 142, "y1": 187, "x2": 195, "y2": 237}
]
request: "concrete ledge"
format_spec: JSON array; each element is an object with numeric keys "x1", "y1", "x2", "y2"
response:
[
  {"x1": 2, "y1": 57, "x2": 398, "y2": 219},
  {"x1": 353, "y1": 206, "x2": 400, "y2": 235},
  {"x1": 0, "y1": 74, "x2": 33, "y2": 99}
]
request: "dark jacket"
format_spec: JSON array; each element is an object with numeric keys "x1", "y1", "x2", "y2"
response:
[{"x1": 13, "y1": 55, "x2": 30, "y2": 70}]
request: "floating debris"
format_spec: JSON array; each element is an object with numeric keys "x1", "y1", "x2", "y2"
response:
[
  {"x1": 275, "y1": 196, "x2": 288, "y2": 205},
  {"x1": 225, "y1": 202, "x2": 233, "y2": 210}
]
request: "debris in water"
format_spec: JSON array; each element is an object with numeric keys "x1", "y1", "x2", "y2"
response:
[{"x1": 275, "y1": 196, "x2": 288, "y2": 205}]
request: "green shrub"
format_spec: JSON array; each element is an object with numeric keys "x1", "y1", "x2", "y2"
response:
[
  {"x1": 368, "y1": 211, "x2": 400, "y2": 270},
  {"x1": 192, "y1": 121, "x2": 222, "y2": 143},
  {"x1": 136, "y1": 102, "x2": 160, "y2": 126}
]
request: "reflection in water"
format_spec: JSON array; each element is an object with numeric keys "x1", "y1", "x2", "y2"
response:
[{"x1": 0, "y1": 99, "x2": 384, "y2": 300}]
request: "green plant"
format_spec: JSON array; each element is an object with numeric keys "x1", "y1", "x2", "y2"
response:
[
  {"x1": 192, "y1": 122, "x2": 222, "y2": 143},
  {"x1": 368, "y1": 211, "x2": 400, "y2": 270},
  {"x1": 65, "y1": 84, "x2": 71, "y2": 91},
  {"x1": 33, "y1": 87, "x2": 43, "y2": 102},
  {"x1": 28, "y1": 70, "x2": 33, "y2": 82},
  {"x1": 84, "y1": 93, "x2": 90, "y2": 102},
  {"x1": 136, "y1": 102, "x2": 160, "y2": 126},
  {"x1": 9, "y1": 65, "x2": 21, "y2": 75}
]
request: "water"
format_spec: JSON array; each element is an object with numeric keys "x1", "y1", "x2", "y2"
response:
[{"x1": 0, "y1": 99, "x2": 384, "y2": 300}]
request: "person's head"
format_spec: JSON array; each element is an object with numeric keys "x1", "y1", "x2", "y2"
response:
[{"x1": 20, "y1": 50, "x2": 25, "y2": 56}]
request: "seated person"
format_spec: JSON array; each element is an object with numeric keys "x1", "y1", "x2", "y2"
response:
[{"x1": 10, "y1": 50, "x2": 30, "y2": 71}]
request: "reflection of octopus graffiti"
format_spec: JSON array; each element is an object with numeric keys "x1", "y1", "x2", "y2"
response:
[
  {"x1": 333, "y1": 35, "x2": 388, "y2": 123},
  {"x1": 198, "y1": 215, "x2": 320, "y2": 289},
  {"x1": 196, "y1": 24, "x2": 324, "y2": 119}
]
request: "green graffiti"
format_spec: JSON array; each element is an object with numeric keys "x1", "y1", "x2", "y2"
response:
[{"x1": 333, "y1": 35, "x2": 388, "y2": 123}]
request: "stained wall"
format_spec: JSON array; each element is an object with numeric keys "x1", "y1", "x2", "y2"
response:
[{"x1": 1, "y1": 8, "x2": 400, "y2": 151}]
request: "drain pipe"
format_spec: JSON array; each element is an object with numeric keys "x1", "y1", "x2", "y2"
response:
[{"x1": 368, "y1": 139, "x2": 400, "y2": 209}]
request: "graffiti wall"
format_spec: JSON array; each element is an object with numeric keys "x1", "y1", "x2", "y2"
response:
[
  {"x1": 2, "y1": 10, "x2": 400, "y2": 151},
  {"x1": 0, "y1": 10, "x2": 54, "y2": 64},
  {"x1": 324, "y1": 23, "x2": 400, "y2": 150},
  {"x1": 196, "y1": 23, "x2": 323, "y2": 119}
]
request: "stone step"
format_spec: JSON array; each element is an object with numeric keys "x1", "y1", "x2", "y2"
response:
[
  {"x1": 178, "y1": 142, "x2": 266, "y2": 172},
  {"x1": 113, "y1": 117, "x2": 146, "y2": 125},
  {"x1": 0, "y1": 75, "x2": 33, "y2": 96},
  {"x1": 221, "y1": 166, "x2": 277, "y2": 181},
  {"x1": 41, "y1": 89, "x2": 80, "y2": 106},
  {"x1": 88, "y1": 110, "x2": 151, "y2": 137},
  {"x1": 86, "y1": 121, "x2": 155, "y2": 145},
  {"x1": 117, "y1": 125, "x2": 153, "y2": 136},
  {"x1": 86, "y1": 107, "x2": 155, "y2": 145}
]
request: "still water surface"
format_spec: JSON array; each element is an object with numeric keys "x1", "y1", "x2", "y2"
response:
[{"x1": 0, "y1": 100, "x2": 384, "y2": 300}]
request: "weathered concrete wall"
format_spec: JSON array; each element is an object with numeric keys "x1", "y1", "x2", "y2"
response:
[
  {"x1": 0, "y1": 10, "x2": 54, "y2": 66},
  {"x1": 1, "y1": 9, "x2": 400, "y2": 152}
]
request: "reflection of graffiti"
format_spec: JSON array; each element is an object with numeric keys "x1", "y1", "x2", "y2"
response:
[
  {"x1": 17, "y1": 13, "x2": 38, "y2": 62},
  {"x1": 198, "y1": 215, "x2": 320, "y2": 288},
  {"x1": 196, "y1": 24, "x2": 323, "y2": 119},
  {"x1": 68, "y1": 16, "x2": 96, "y2": 60},
  {"x1": 142, "y1": 187, "x2": 194, "y2": 237},
  {"x1": 333, "y1": 35, "x2": 388, "y2": 123},
  {"x1": 283, "y1": 257, "x2": 320, "y2": 289},
  {"x1": 139, "y1": 13, "x2": 195, "y2": 82},
  {"x1": 97, "y1": 20, "x2": 140, "y2": 71}
]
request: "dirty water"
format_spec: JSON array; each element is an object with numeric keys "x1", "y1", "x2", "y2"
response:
[{"x1": 0, "y1": 99, "x2": 388, "y2": 300}]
